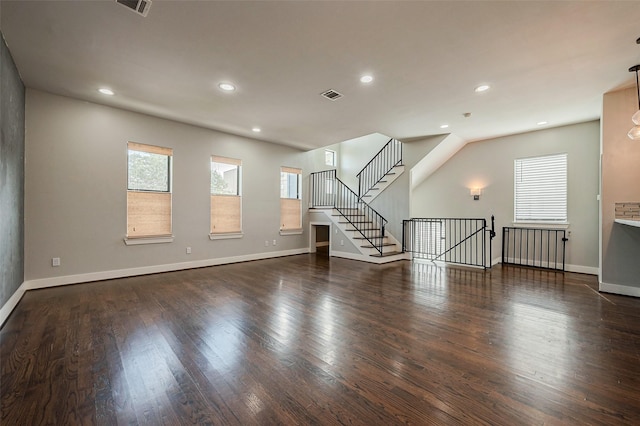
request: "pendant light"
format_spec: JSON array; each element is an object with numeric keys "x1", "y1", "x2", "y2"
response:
[
  {"x1": 628, "y1": 37, "x2": 640, "y2": 140},
  {"x1": 628, "y1": 64, "x2": 640, "y2": 140}
]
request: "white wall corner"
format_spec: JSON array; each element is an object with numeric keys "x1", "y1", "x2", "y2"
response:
[
  {"x1": 0, "y1": 282, "x2": 28, "y2": 328},
  {"x1": 410, "y1": 133, "x2": 467, "y2": 189}
]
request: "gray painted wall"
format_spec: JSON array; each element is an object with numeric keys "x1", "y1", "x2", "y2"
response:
[
  {"x1": 25, "y1": 90, "x2": 310, "y2": 281},
  {"x1": 0, "y1": 33, "x2": 25, "y2": 308},
  {"x1": 411, "y1": 121, "x2": 600, "y2": 270},
  {"x1": 369, "y1": 135, "x2": 443, "y2": 238},
  {"x1": 337, "y1": 133, "x2": 389, "y2": 191}
]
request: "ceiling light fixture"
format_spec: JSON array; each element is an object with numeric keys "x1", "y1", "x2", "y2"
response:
[
  {"x1": 252, "y1": 127, "x2": 261, "y2": 133},
  {"x1": 440, "y1": 124, "x2": 449, "y2": 129},
  {"x1": 474, "y1": 84, "x2": 490, "y2": 93},
  {"x1": 218, "y1": 82, "x2": 236, "y2": 92},
  {"x1": 360, "y1": 75, "x2": 374, "y2": 84},
  {"x1": 537, "y1": 121, "x2": 548, "y2": 126},
  {"x1": 628, "y1": 64, "x2": 640, "y2": 140},
  {"x1": 98, "y1": 88, "x2": 114, "y2": 96}
]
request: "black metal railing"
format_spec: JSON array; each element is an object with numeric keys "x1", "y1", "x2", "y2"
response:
[
  {"x1": 502, "y1": 227, "x2": 568, "y2": 271},
  {"x1": 402, "y1": 216, "x2": 495, "y2": 269},
  {"x1": 311, "y1": 170, "x2": 389, "y2": 255},
  {"x1": 356, "y1": 138, "x2": 402, "y2": 198}
]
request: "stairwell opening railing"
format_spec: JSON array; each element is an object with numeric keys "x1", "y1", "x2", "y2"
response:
[
  {"x1": 402, "y1": 216, "x2": 495, "y2": 269},
  {"x1": 502, "y1": 227, "x2": 568, "y2": 271},
  {"x1": 311, "y1": 170, "x2": 389, "y2": 256},
  {"x1": 356, "y1": 138, "x2": 402, "y2": 198}
]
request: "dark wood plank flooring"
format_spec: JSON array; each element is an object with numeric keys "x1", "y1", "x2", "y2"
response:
[{"x1": 2, "y1": 254, "x2": 640, "y2": 425}]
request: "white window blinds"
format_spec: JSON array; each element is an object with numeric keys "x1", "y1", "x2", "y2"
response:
[{"x1": 514, "y1": 153, "x2": 567, "y2": 222}]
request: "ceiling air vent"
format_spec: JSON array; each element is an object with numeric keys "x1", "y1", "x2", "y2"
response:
[
  {"x1": 116, "y1": 0, "x2": 152, "y2": 17},
  {"x1": 320, "y1": 89, "x2": 343, "y2": 101}
]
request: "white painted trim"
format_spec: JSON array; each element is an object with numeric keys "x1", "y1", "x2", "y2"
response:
[
  {"x1": 0, "y1": 282, "x2": 28, "y2": 328},
  {"x1": 565, "y1": 264, "x2": 598, "y2": 275},
  {"x1": 511, "y1": 222, "x2": 570, "y2": 229},
  {"x1": 599, "y1": 282, "x2": 640, "y2": 298},
  {"x1": 501, "y1": 257, "x2": 596, "y2": 275},
  {"x1": 124, "y1": 236, "x2": 174, "y2": 245},
  {"x1": 280, "y1": 229, "x2": 303, "y2": 236},
  {"x1": 22, "y1": 248, "x2": 310, "y2": 291},
  {"x1": 309, "y1": 220, "x2": 332, "y2": 253},
  {"x1": 331, "y1": 250, "x2": 410, "y2": 264},
  {"x1": 209, "y1": 232, "x2": 243, "y2": 240}
]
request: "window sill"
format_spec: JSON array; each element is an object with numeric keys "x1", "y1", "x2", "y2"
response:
[
  {"x1": 209, "y1": 232, "x2": 243, "y2": 240},
  {"x1": 124, "y1": 236, "x2": 174, "y2": 245},
  {"x1": 280, "y1": 229, "x2": 303, "y2": 236},
  {"x1": 512, "y1": 221, "x2": 569, "y2": 229}
]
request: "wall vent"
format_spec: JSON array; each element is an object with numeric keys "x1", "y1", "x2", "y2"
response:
[
  {"x1": 320, "y1": 89, "x2": 343, "y2": 101},
  {"x1": 116, "y1": 0, "x2": 152, "y2": 17}
]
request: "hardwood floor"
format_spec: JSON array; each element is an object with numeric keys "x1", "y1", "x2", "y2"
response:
[{"x1": 2, "y1": 254, "x2": 640, "y2": 425}]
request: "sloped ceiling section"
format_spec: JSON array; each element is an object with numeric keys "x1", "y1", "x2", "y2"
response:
[{"x1": 2, "y1": 1, "x2": 640, "y2": 150}]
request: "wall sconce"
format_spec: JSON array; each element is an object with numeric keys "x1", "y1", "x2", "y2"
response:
[{"x1": 470, "y1": 188, "x2": 482, "y2": 201}]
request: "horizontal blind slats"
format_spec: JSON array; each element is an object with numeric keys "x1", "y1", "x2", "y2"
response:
[{"x1": 515, "y1": 153, "x2": 567, "y2": 221}]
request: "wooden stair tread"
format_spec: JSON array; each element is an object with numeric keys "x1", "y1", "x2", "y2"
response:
[{"x1": 370, "y1": 251, "x2": 404, "y2": 257}]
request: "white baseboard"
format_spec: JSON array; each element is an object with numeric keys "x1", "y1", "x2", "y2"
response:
[
  {"x1": 23, "y1": 248, "x2": 310, "y2": 291},
  {"x1": 0, "y1": 281, "x2": 28, "y2": 328},
  {"x1": 565, "y1": 264, "x2": 598, "y2": 275},
  {"x1": 499, "y1": 257, "x2": 597, "y2": 275},
  {"x1": 2, "y1": 248, "x2": 310, "y2": 327},
  {"x1": 599, "y1": 282, "x2": 640, "y2": 298}
]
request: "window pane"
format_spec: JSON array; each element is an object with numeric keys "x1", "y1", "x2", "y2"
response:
[
  {"x1": 514, "y1": 153, "x2": 567, "y2": 222},
  {"x1": 211, "y1": 162, "x2": 239, "y2": 195},
  {"x1": 280, "y1": 171, "x2": 301, "y2": 199},
  {"x1": 325, "y1": 150, "x2": 336, "y2": 166},
  {"x1": 128, "y1": 150, "x2": 170, "y2": 192}
]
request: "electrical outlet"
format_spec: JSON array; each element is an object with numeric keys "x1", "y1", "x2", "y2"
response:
[
  {"x1": 186, "y1": 247, "x2": 191, "y2": 254},
  {"x1": 52, "y1": 257, "x2": 61, "y2": 267},
  {"x1": 265, "y1": 240, "x2": 269, "y2": 247},
  {"x1": 340, "y1": 240, "x2": 344, "y2": 246},
  {"x1": 273, "y1": 239, "x2": 277, "y2": 246}
]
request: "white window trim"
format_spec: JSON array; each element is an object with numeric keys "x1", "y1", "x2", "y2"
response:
[
  {"x1": 511, "y1": 221, "x2": 570, "y2": 229},
  {"x1": 325, "y1": 149, "x2": 337, "y2": 167},
  {"x1": 280, "y1": 229, "x2": 303, "y2": 236},
  {"x1": 209, "y1": 232, "x2": 244, "y2": 240},
  {"x1": 124, "y1": 236, "x2": 174, "y2": 245},
  {"x1": 514, "y1": 153, "x2": 568, "y2": 223}
]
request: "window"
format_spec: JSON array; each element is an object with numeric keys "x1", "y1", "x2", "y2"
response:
[
  {"x1": 211, "y1": 156, "x2": 242, "y2": 236},
  {"x1": 280, "y1": 167, "x2": 302, "y2": 232},
  {"x1": 127, "y1": 142, "x2": 173, "y2": 239},
  {"x1": 514, "y1": 153, "x2": 567, "y2": 222},
  {"x1": 325, "y1": 149, "x2": 336, "y2": 167}
]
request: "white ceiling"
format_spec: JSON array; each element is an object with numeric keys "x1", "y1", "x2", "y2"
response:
[{"x1": 2, "y1": 1, "x2": 640, "y2": 150}]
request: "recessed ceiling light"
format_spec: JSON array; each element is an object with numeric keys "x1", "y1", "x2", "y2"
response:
[
  {"x1": 537, "y1": 121, "x2": 548, "y2": 126},
  {"x1": 218, "y1": 82, "x2": 236, "y2": 92},
  {"x1": 98, "y1": 88, "x2": 114, "y2": 96},
  {"x1": 440, "y1": 124, "x2": 449, "y2": 129},
  {"x1": 252, "y1": 127, "x2": 261, "y2": 133},
  {"x1": 474, "y1": 84, "x2": 490, "y2": 93},
  {"x1": 360, "y1": 75, "x2": 374, "y2": 84}
]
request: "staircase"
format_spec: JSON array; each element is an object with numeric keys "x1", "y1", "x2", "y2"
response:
[
  {"x1": 310, "y1": 171, "x2": 404, "y2": 262},
  {"x1": 357, "y1": 138, "x2": 403, "y2": 201}
]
